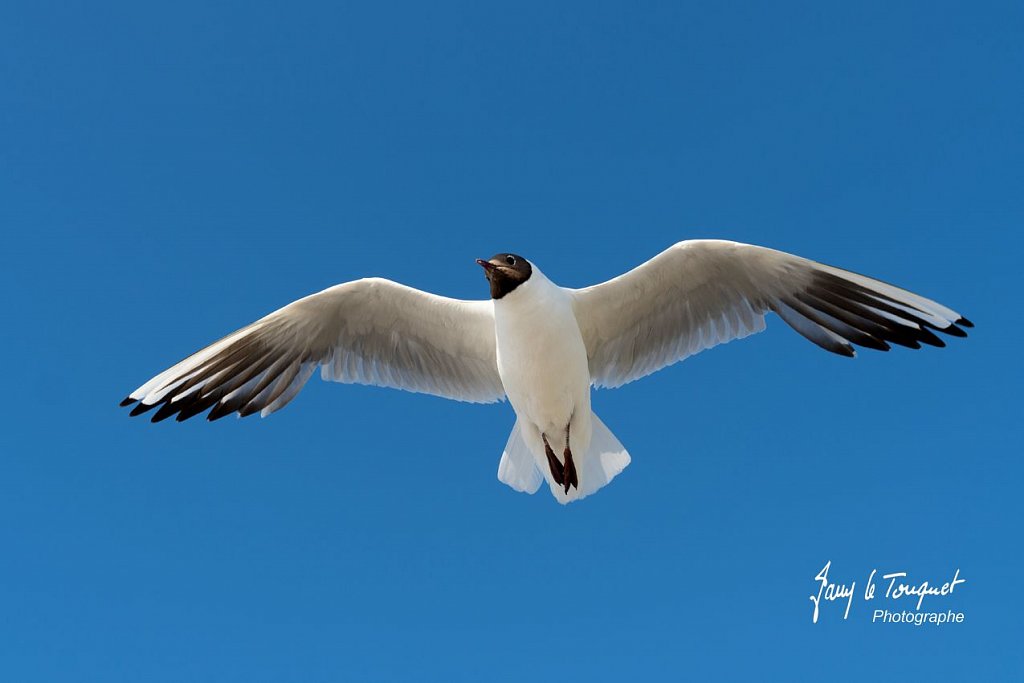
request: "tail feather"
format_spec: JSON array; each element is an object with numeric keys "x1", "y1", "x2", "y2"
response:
[
  {"x1": 497, "y1": 420, "x2": 544, "y2": 494},
  {"x1": 547, "y1": 412, "x2": 630, "y2": 504},
  {"x1": 496, "y1": 413, "x2": 630, "y2": 504}
]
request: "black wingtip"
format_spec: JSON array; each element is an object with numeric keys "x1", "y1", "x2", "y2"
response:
[
  {"x1": 238, "y1": 403, "x2": 261, "y2": 418},
  {"x1": 957, "y1": 316, "x2": 974, "y2": 329},
  {"x1": 917, "y1": 327, "x2": 947, "y2": 348},
  {"x1": 150, "y1": 401, "x2": 181, "y2": 423},
  {"x1": 120, "y1": 396, "x2": 137, "y2": 407},
  {"x1": 129, "y1": 401, "x2": 157, "y2": 417},
  {"x1": 207, "y1": 401, "x2": 235, "y2": 421},
  {"x1": 174, "y1": 392, "x2": 222, "y2": 422},
  {"x1": 943, "y1": 323, "x2": 968, "y2": 338}
]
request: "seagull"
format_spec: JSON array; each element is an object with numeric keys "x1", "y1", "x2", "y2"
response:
[{"x1": 122, "y1": 239, "x2": 971, "y2": 504}]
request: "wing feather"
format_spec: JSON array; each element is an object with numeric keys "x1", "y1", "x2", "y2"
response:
[
  {"x1": 124, "y1": 278, "x2": 503, "y2": 422},
  {"x1": 571, "y1": 240, "x2": 970, "y2": 388}
]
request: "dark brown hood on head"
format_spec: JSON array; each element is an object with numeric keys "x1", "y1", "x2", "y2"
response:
[{"x1": 476, "y1": 253, "x2": 532, "y2": 299}]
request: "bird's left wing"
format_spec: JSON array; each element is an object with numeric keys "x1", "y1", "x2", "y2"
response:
[
  {"x1": 570, "y1": 240, "x2": 972, "y2": 389},
  {"x1": 122, "y1": 277, "x2": 504, "y2": 422}
]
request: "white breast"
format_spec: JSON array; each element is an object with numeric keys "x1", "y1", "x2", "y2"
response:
[{"x1": 492, "y1": 269, "x2": 592, "y2": 447}]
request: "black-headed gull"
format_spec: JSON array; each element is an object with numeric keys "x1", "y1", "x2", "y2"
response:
[{"x1": 123, "y1": 240, "x2": 971, "y2": 503}]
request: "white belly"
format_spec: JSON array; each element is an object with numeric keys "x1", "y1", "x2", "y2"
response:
[
  {"x1": 493, "y1": 281, "x2": 592, "y2": 452},
  {"x1": 498, "y1": 324, "x2": 588, "y2": 428}
]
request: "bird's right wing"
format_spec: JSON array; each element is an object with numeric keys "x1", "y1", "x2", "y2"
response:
[
  {"x1": 122, "y1": 278, "x2": 504, "y2": 422},
  {"x1": 571, "y1": 240, "x2": 971, "y2": 389}
]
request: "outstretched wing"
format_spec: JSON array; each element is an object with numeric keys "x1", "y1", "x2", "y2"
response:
[
  {"x1": 122, "y1": 277, "x2": 503, "y2": 422},
  {"x1": 570, "y1": 240, "x2": 972, "y2": 389}
]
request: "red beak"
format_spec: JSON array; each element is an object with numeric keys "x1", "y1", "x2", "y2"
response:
[{"x1": 476, "y1": 258, "x2": 497, "y2": 271}]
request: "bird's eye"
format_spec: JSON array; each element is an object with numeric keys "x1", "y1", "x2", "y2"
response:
[{"x1": 505, "y1": 255, "x2": 516, "y2": 266}]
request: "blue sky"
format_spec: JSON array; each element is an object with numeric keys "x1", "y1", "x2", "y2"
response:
[{"x1": 1, "y1": 1, "x2": 1021, "y2": 680}]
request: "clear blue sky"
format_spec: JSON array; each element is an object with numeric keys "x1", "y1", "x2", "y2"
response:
[{"x1": 2, "y1": 1, "x2": 1021, "y2": 680}]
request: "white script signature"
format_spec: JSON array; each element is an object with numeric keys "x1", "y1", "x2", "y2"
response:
[{"x1": 809, "y1": 560, "x2": 965, "y2": 623}]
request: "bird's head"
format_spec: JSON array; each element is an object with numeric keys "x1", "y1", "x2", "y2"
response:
[{"x1": 476, "y1": 253, "x2": 533, "y2": 300}]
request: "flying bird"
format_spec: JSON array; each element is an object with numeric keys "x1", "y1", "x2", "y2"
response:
[{"x1": 122, "y1": 240, "x2": 971, "y2": 503}]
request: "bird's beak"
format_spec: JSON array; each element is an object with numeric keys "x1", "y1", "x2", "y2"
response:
[{"x1": 476, "y1": 258, "x2": 497, "y2": 272}]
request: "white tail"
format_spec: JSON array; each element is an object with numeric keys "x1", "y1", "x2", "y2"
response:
[
  {"x1": 496, "y1": 420, "x2": 545, "y2": 494},
  {"x1": 497, "y1": 413, "x2": 631, "y2": 504}
]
